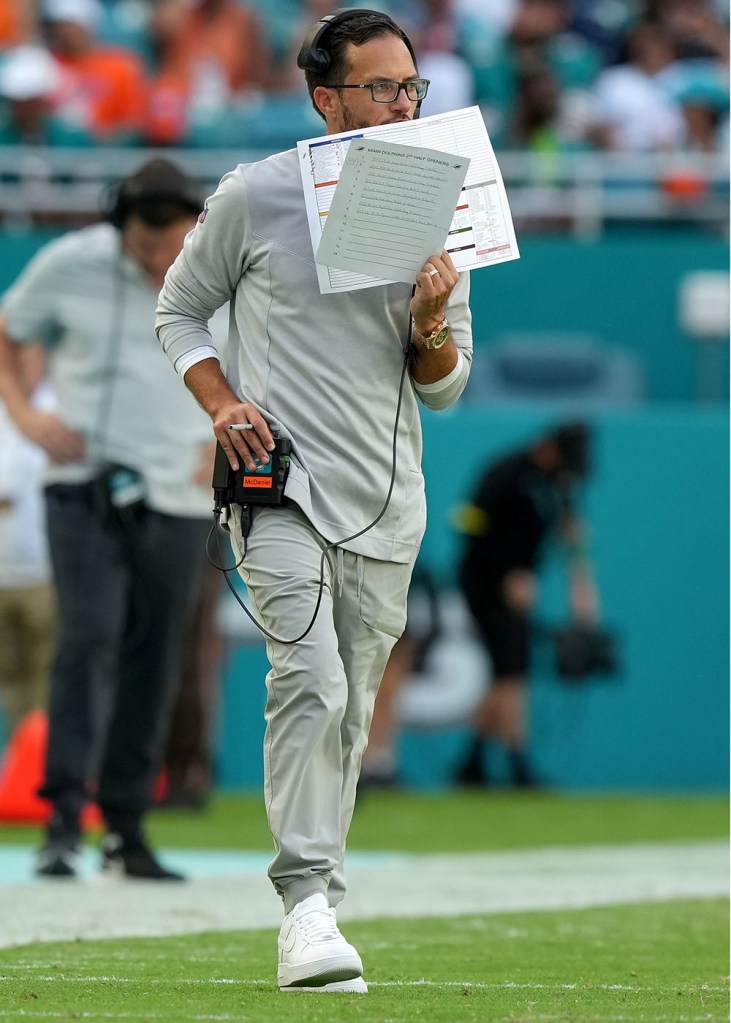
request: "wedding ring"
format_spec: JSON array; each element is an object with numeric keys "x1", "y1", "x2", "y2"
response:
[{"x1": 428, "y1": 266, "x2": 439, "y2": 277}]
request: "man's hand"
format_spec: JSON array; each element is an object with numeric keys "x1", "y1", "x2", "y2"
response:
[
  {"x1": 570, "y1": 575, "x2": 599, "y2": 623},
  {"x1": 410, "y1": 249, "x2": 459, "y2": 336},
  {"x1": 192, "y1": 441, "x2": 216, "y2": 487},
  {"x1": 0, "y1": 322, "x2": 83, "y2": 463},
  {"x1": 212, "y1": 401, "x2": 276, "y2": 472},
  {"x1": 182, "y1": 358, "x2": 275, "y2": 473},
  {"x1": 408, "y1": 250, "x2": 461, "y2": 385},
  {"x1": 16, "y1": 408, "x2": 85, "y2": 464},
  {"x1": 503, "y1": 569, "x2": 537, "y2": 613}
]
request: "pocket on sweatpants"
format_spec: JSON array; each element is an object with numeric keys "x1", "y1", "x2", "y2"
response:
[{"x1": 358, "y1": 557, "x2": 412, "y2": 639}]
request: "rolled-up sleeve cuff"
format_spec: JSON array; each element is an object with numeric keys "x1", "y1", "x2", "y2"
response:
[
  {"x1": 413, "y1": 350, "x2": 469, "y2": 410},
  {"x1": 176, "y1": 346, "x2": 220, "y2": 380}
]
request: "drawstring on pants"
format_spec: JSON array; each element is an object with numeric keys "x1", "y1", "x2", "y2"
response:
[{"x1": 335, "y1": 546, "x2": 344, "y2": 597}]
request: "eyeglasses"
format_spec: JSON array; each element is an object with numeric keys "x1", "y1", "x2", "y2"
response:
[{"x1": 324, "y1": 78, "x2": 430, "y2": 103}]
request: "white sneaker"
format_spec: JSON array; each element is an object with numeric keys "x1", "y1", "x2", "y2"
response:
[{"x1": 277, "y1": 893, "x2": 364, "y2": 991}]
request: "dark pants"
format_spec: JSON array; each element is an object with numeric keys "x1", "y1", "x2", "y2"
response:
[
  {"x1": 459, "y1": 562, "x2": 530, "y2": 678},
  {"x1": 38, "y1": 482, "x2": 211, "y2": 834}
]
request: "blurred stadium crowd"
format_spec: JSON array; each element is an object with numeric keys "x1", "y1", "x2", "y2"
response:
[{"x1": 0, "y1": 0, "x2": 727, "y2": 155}]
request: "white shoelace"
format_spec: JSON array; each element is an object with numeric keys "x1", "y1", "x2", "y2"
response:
[{"x1": 295, "y1": 905, "x2": 342, "y2": 944}]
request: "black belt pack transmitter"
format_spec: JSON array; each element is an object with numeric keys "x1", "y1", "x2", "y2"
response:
[{"x1": 213, "y1": 437, "x2": 292, "y2": 510}]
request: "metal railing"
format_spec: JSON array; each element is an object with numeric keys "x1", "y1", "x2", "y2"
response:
[{"x1": 0, "y1": 145, "x2": 726, "y2": 237}]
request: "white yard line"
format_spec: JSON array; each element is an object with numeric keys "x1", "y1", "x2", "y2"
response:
[{"x1": 0, "y1": 839, "x2": 726, "y2": 949}]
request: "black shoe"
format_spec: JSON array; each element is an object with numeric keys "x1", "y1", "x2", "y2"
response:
[
  {"x1": 509, "y1": 752, "x2": 545, "y2": 790},
  {"x1": 454, "y1": 740, "x2": 490, "y2": 787},
  {"x1": 454, "y1": 760, "x2": 489, "y2": 787},
  {"x1": 101, "y1": 832, "x2": 185, "y2": 881},
  {"x1": 35, "y1": 814, "x2": 82, "y2": 878}
]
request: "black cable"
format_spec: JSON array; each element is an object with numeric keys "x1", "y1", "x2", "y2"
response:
[{"x1": 89, "y1": 250, "x2": 127, "y2": 464}]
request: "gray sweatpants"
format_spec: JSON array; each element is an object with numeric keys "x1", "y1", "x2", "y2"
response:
[{"x1": 230, "y1": 503, "x2": 413, "y2": 911}]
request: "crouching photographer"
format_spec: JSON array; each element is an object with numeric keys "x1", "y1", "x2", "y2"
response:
[{"x1": 453, "y1": 421, "x2": 606, "y2": 789}]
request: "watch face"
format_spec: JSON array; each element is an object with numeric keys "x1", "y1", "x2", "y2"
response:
[{"x1": 428, "y1": 325, "x2": 449, "y2": 349}]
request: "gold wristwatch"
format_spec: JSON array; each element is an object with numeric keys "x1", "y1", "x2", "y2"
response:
[{"x1": 412, "y1": 316, "x2": 450, "y2": 350}]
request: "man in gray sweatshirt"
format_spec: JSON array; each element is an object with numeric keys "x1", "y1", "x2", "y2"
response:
[{"x1": 156, "y1": 8, "x2": 472, "y2": 993}]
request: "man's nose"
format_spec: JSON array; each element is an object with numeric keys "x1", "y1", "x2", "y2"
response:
[{"x1": 391, "y1": 86, "x2": 414, "y2": 112}]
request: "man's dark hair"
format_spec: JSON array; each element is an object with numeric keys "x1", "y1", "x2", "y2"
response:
[
  {"x1": 548, "y1": 421, "x2": 593, "y2": 477},
  {"x1": 107, "y1": 158, "x2": 203, "y2": 230},
  {"x1": 299, "y1": 9, "x2": 417, "y2": 120}
]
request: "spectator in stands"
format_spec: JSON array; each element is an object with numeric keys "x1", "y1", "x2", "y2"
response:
[
  {"x1": 647, "y1": 0, "x2": 730, "y2": 153},
  {"x1": 508, "y1": 1, "x2": 602, "y2": 89},
  {"x1": 453, "y1": 422, "x2": 600, "y2": 789},
  {"x1": 0, "y1": 0, "x2": 39, "y2": 48},
  {"x1": 661, "y1": 58, "x2": 729, "y2": 153},
  {"x1": 146, "y1": 0, "x2": 271, "y2": 144},
  {"x1": 0, "y1": 43, "x2": 93, "y2": 144},
  {"x1": 507, "y1": 60, "x2": 590, "y2": 152},
  {"x1": 568, "y1": 0, "x2": 635, "y2": 64},
  {"x1": 588, "y1": 19, "x2": 687, "y2": 151},
  {"x1": 646, "y1": 0, "x2": 729, "y2": 64},
  {"x1": 448, "y1": 0, "x2": 517, "y2": 140},
  {"x1": 406, "y1": 0, "x2": 476, "y2": 117},
  {"x1": 41, "y1": 0, "x2": 147, "y2": 144},
  {"x1": 465, "y1": 0, "x2": 602, "y2": 149}
]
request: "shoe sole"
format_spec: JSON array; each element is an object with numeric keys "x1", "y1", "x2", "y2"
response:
[
  {"x1": 34, "y1": 862, "x2": 78, "y2": 878},
  {"x1": 34, "y1": 851, "x2": 80, "y2": 878},
  {"x1": 280, "y1": 977, "x2": 367, "y2": 994},
  {"x1": 100, "y1": 857, "x2": 185, "y2": 882},
  {"x1": 277, "y1": 954, "x2": 363, "y2": 989}
]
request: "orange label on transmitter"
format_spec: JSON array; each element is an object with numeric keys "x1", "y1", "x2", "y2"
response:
[{"x1": 243, "y1": 476, "x2": 272, "y2": 488}]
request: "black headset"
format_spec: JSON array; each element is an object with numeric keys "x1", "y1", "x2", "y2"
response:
[
  {"x1": 297, "y1": 7, "x2": 418, "y2": 75},
  {"x1": 107, "y1": 159, "x2": 203, "y2": 230}
]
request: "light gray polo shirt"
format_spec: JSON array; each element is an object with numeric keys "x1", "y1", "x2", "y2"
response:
[
  {"x1": 2, "y1": 223, "x2": 221, "y2": 519},
  {"x1": 156, "y1": 148, "x2": 473, "y2": 561}
]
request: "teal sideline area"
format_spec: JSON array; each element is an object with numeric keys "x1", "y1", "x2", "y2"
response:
[
  {"x1": 0, "y1": 228, "x2": 727, "y2": 793},
  {"x1": 219, "y1": 403, "x2": 729, "y2": 793},
  {"x1": 0, "y1": 228, "x2": 727, "y2": 402},
  {"x1": 466, "y1": 230, "x2": 729, "y2": 402}
]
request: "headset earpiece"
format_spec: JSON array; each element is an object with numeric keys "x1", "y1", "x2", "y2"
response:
[
  {"x1": 106, "y1": 181, "x2": 129, "y2": 230},
  {"x1": 297, "y1": 11, "x2": 339, "y2": 72}
]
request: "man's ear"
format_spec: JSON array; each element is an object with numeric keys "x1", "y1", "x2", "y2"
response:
[{"x1": 313, "y1": 85, "x2": 336, "y2": 120}]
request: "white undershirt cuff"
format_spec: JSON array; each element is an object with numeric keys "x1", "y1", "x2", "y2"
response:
[
  {"x1": 413, "y1": 350, "x2": 465, "y2": 393},
  {"x1": 176, "y1": 346, "x2": 220, "y2": 380}
]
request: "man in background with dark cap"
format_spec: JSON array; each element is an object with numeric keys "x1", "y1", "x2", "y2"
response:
[{"x1": 454, "y1": 421, "x2": 600, "y2": 788}]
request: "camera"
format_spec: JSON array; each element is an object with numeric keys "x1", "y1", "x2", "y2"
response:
[{"x1": 553, "y1": 623, "x2": 619, "y2": 681}]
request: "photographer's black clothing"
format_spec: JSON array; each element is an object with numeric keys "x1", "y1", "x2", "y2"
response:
[{"x1": 459, "y1": 451, "x2": 575, "y2": 677}]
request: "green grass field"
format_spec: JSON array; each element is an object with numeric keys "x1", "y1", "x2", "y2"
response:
[
  {"x1": 0, "y1": 791, "x2": 728, "y2": 1022},
  {"x1": 2, "y1": 790, "x2": 724, "y2": 851}
]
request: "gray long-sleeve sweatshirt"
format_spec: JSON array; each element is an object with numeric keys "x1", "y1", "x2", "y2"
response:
[{"x1": 156, "y1": 148, "x2": 472, "y2": 562}]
